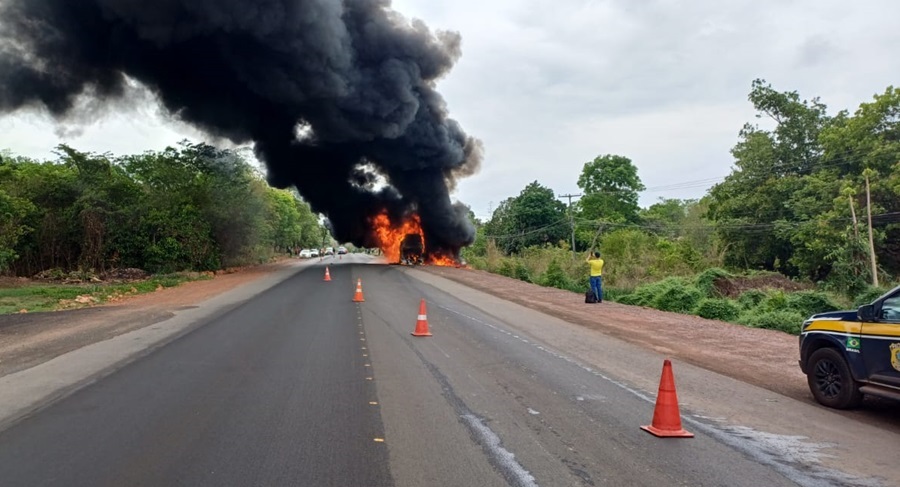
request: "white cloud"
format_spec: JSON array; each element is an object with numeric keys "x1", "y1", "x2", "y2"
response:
[
  {"x1": 395, "y1": 0, "x2": 900, "y2": 217},
  {"x1": 0, "y1": 91, "x2": 209, "y2": 159}
]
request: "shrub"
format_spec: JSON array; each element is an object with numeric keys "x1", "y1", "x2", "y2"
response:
[
  {"x1": 693, "y1": 298, "x2": 741, "y2": 321},
  {"x1": 497, "y1": 259, "x2": 516, "y2": 278},
  {"x1": 853, "y1": 286, "x2": 892, "y2": 307},
  {"x1": 737, "y1": 289, "x2": 767, "y2": 309},
  {"x1": 622, "y1": 281, "x2": 662, "y2": 306},
  {"x1": 737, "y1": 310, "x2": 805, "y2": 335},
  {"x1": 622, "y1": 286, "x2": 656, "y2": 306},
  {"x1": 573, "y1": 275, "x2": 590, "y2": 292},
  {"x1": 651, "y1": 282, "x2": 704, "y2": 313},
  {"x1": 694, "y1": 267, "x2": 732, "y2": 297},
  {"x1": 616, "y1": 293, "x2": 641, "y2": 305},
  {"x1": 784, "y1": 291, "x2": 841, "y2": 318},
  {"x1": 603, "y1": 287, "x2": 631, "y2": 303},
  {"x1": 759, "y1": 290, "x2": 788, "y2": 312},
  {"x1": 513, "y1": 262, "x2": 532, "y2": 283},
  {"x1": 619, "y1": 277, "x2": 689, "y2": 307},
  {"x1": 540, "y1": 259, "x2": 572, "y2": 291},
  {"x1": 466, "y1": 256, "x2": 488, "y2": 271}
]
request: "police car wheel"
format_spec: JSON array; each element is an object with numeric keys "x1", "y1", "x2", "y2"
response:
[{"x1": 807, "y1": 348, "x2": 863, "y2": 409}]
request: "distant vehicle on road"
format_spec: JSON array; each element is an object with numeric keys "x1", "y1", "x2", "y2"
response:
[
  {"x1": 325, "y1": 247, "x2": 334, "y2": 256},
  {"x1": 799, "y1": 285, "x2": 900, "y2": 408},
  {"x1": 399, "y1": 234, "x2": 424, "y2": 265},
  {"x1": 310, "y1": 249, "x2": 320, "y2": 258},
  {"x1": 299, "y1": 249, "x2": 312, "y2": 259},
  {"x1": 337, "y1": 246, "x2": 348, "y2": 255}
]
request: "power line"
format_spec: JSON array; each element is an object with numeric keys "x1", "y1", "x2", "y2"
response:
[
  {"x1": 482, "y1": 218, "x2": 569, "y2": 240},
  {"x1": 590, "y1": 147, "x2": 900, "y2": 196},
  {"x1": 571, "y1": 212, "x2": 900, "y2": 232}
]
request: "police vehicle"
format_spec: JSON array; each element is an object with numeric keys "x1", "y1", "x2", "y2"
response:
[{"x1": 799, "y1": 285, "x2": 900, "y2": 408}]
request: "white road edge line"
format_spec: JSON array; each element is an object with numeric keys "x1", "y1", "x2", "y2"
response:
[
  {"x1": 438, "y1": 305, "x2": 881, "y2": 487},
  {"x1": 461, "y1": 414, "x2": 539, "y2": 487}
]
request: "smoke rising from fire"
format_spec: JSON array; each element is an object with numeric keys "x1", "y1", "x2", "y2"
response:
[{"x1": 0, "y1": 0, "x2": 481, "y2": 255}]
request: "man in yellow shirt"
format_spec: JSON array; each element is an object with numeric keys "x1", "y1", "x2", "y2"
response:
[{"x1": 586, "y1": 251, "x2": 604, "y2": 303}]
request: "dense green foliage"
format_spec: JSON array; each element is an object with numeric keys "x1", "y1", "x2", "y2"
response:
[
  {"x1": 0, "y1": 143, "x2": 327, "y2": 275},
  {"x1": 737, "y1": 310, "x2": 806, "y2": 335},
  {"x1": 783, "y1": 291, "x2": 841, "y2": 318},
  {"x1": 694, "y1": 298, "x2": 742, "y2": 321},
  {"x1": 482, "y1": 181, "x2": 568, "y2": 254},
  {"x1": 651, "y1": 283, "x2": 704, "y2": 313},
  {"x1": 737, "y1": 289, "x2": 767, "y2": 310},
  {"x1": 577, "y1": 154, "x2": 645, "y2": 225},
  {"x1": 707, "y1": 80, "x2": 900, "y2": 292},
  {"x1": 852, "y1": 286, "x2": 893, "y2": 306},
  {"x1": 540, "y1": 258, "x2": 572, "y2": 290}
]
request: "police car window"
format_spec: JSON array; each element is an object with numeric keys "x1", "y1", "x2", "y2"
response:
[{"x1": 882, "y1": 295, "x2": 900, "y2": 322}]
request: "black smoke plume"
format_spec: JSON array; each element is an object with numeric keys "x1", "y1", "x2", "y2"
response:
[{"x1": 0, "y1": 0, "x2": 481, "y2": 256}]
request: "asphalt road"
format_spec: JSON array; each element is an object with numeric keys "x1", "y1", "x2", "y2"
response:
[{"x1": 0, "y1": 257, "x2": 889, "y2": 486}]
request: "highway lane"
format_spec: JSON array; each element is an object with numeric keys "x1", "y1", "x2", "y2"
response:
[
  {"x1": 355, "y1": 264, "x2": 816, "y2": 487},
  {"x1": 0, "y1": 257, "x2": 888, "y2": 486},
  {"x1": 0, "y1": 262, "x2": 392, "y2": 486}
]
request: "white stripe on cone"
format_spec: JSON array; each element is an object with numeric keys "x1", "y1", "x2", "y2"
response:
[{"x1": 417, "y1": 315, "x2": 427, "y2": 320}]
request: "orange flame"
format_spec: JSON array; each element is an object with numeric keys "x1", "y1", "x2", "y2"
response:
[
  {"x1": 428, "y1": 253, "x2": 458, "y2": 267},
  {"x1": 370, "y1": 212, "x2": 424, "y2": 263},
  {"x1": 368, "y1": 211, "x2": 458, "y2": 266}
]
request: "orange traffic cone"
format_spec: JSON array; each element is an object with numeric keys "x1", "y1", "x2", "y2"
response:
[
  {"x1": 411, "y1": 298, "x2": 432, "y2": 337},
  {"x1": 641, "y1": 360, "x2": 693, "y2": 438},
  {"x1": 324, "y1": 267, "x2": 332, "y2": 282},
  {"x1": 352, "y1": 278, "x2": 365, "y2": 302}
]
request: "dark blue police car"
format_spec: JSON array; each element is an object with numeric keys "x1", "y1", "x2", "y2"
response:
[{"x1": 799, "y1": 285, "x2": 900, "y2": 408}]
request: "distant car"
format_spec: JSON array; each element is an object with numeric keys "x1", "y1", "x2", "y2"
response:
[
  {"x1": 337, "y1": 246, "x2": 348, "y2": 255},
  {"x1": 325, "y1": 247, "x2": 334, "y2": 255},
  {"x1": 310, "y1": 249, "x2": 320, "y2": 258},
  {"x1": 299, "y1": 249, "x2": 312, "y2": 258}
]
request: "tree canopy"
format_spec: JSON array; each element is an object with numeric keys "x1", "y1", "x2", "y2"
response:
[
  {"x1": 576, "y1": 154, "x2": 645, "y2": 225},
  {"x1": 482, "y1": 181, "x2": 568, "y2": 254},
  {"x1": 0, "y1": 142, "x2": 327, "y2": 275},
  {"x1": 707, "y1": 81, "x2": 900, "y2": 291}
]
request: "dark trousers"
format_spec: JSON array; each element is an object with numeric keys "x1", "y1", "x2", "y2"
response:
[{"x1": 590, "y1": 276, "x2": 603, "y2": 302}]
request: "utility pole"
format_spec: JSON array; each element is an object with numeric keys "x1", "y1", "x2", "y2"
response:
[
  {"x1": 863, "y1": 169, "x2": 879, "y2": 287},
  {"x1": 559, "y1": 193, "x2": 582, "y2": 260}
]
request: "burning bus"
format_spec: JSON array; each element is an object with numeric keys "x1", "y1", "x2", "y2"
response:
[
  {"x1": 399, "y1": 234, "x2": 424, "y2": 265},
  {"x1": 368, "y1": 211, "x2": 459, "y2": 266}
]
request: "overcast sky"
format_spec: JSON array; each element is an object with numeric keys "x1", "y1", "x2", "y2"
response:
[{"x1": 2, "y1": 0, "x2": 900, "y2": 221}]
